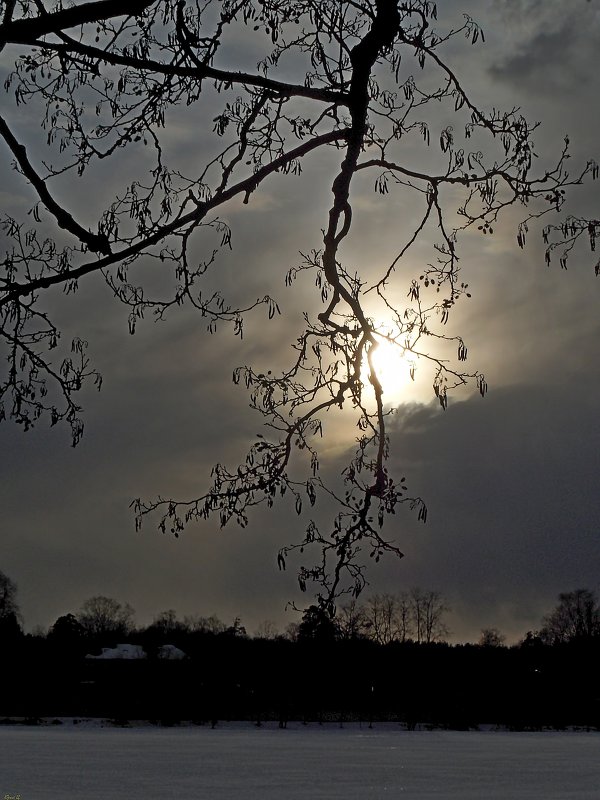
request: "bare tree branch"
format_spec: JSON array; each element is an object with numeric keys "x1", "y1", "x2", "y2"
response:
[
  {"x1": 1, "y1": 0, "x2": 596, "y2": 611},
  {"x1": 0, "y1": 0, "x2": 153, "y2": 45}
]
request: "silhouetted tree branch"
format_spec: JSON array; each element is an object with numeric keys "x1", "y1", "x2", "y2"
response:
[
  {"x1": 0, "y1": 0, "x2": 153, "y2": 47},
  {"x1": 1, "y1": 0, "x2": 596, "y2": 611}
]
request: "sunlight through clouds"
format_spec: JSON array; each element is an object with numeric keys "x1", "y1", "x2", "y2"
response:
[{"x1": 361, "y1": 335, "x2": 416, "y2": 406}]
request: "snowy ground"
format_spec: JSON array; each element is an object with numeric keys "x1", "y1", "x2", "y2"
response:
[{"x1": 1, "y1": 721, "x2": 599, "y2": 799}]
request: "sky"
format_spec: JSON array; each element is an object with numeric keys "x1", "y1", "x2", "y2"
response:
[{"x1": 1, "y1": 0, "x2": 599, "y2": 643}]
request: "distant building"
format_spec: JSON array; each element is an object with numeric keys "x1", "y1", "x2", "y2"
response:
[
  {"x1": 85, "y1": 642, "x2": 187, "y2": 660},
  {"x1": 157, "y1": 644, "x2": 187, "y2": 660},
  {"x1": 85, "y1": 643, "x2": 147, "y2": 660}
]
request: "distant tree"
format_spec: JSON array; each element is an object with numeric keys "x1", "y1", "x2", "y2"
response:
[
  {"x1": 478, "y1": 627, "x2": 506, "y2": 648},
  {"x1": 49, "y1": 612, "x2": 86, "y2": 640},
  {"x1": 254, "y1": 619, "x2": 280, "y2": 640},
  {"x1": 395, "y1": 592, "x2": 414, "y2": 643},
  {"x1": 519, "y1": 630, "x2": 544, "y2": 649},
  {"x1": 0, "y1": 569, "x2": 20, "y2": 620},
  {"x1": 410, "y1": 588, "x2": 449, "y2": 644},
  {"x1": 0, "y1": 612, "x2": 22, "y2": 643},
  {"x1": 284, "y1": 621, "x2": 301, "y2": 643},
  {"x1": 540, "y1": 589, "x2": 600, "y2": 645},
  {"x1": 297, "y1": 604, "x2": 338, "y2": 643},
  {"x1": 47, "y1": 612, "x2": 86, "y2": 652},
  {"x1": 364, "y1": 593, "x2": 403, "y2": 645},
  {"x1": 225, "y1": 616, "x2": 247, "y2": 637},
  {"x1": 337, "y1": 599, "x2": 368, "y2": 641},
  {"x1": 182, "y1": 613, "x2": 227, "y2": 635},
  {"x1": 0, "y1": 569, "x2": 22, "y2": 641},
  {"x1": 362, "y1": 590, "x2": 447, "y2": 644},
  {"x1": 139, "y1": 609, "x2": 189, "y2": 655},
  {"x1": 0, "y1": 0, "x2": 594, "y2": 610},
  {"x1": 77, "y1": 595, "x2": 135, "y2": 641},
  {"x1": 151, "y1": 609, "x2": 185, "y2": 637}
]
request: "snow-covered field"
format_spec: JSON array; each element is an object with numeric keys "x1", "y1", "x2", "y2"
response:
[{"x1": 1, "y1": 721, "x2": 599, "y2": 799}]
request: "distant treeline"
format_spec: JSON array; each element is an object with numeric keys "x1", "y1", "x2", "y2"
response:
[
  {"x1": 1, "y1": 573, "x2": 599, "y2": 729},
  {"x1": 2, "y1": 627, "x2": 600, "y2": 730}
]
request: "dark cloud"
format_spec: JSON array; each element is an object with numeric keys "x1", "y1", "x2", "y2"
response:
[
  {"x1": 486, "y1": 1, "x2": 598, "y2": 91},
  {"x1": 489, "y1": 23, "x2": 581, "y2": 91},
  {"x1": 386, "y1": 381, "x2": 600, "y2": 641}
]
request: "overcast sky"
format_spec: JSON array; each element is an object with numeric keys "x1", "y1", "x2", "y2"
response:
[{"x1": 1, "y1": 0, "x2": 599, "y2": 642}]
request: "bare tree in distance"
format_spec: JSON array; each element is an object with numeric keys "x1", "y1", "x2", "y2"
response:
[
  {"x1": 478, "y1": 627, "x2": 506, "y2": 648},
  {"x1": 77, "y1": 595, "x2": 135, "y2": 640},
  {"x1": 0, "y1": 568, "x2": 22, "y2": 640},
  {"x1": 182, "y1": 613, "x2": 227, "y2": 635},
  {"x1": 341, "y1": 589, "x2": 447, "y2": 643},
  {"x1": 0, "y1": 1, "x2": 597, "y2": 611},
  {"x1": 284, "y1": 621, "x2": 301, "y2": 643},
  {"x1": 410, "y1": 587, "x2": 448, "y2": 644},
  {"x1": 0, "y1": 568, "x2": 20, "y2": 620},
  {"x1": 337, "y1": 598, "x2": 368, "y2": 641},
  {"x1": 395, "y1": 590, "x2": 413, "y2": 643},
  {"x1": 364, "y1": 592, "x2": 406, "y2": 645},
  {"x1": 150, "y1": 608, "x2": 186, "y2": 636},
  {"x1": 540, "y1": 589, "x2": 600, "y2": 645},
  {"x1": 254, "y1": 619, "x2": 280, "y2": 640}
]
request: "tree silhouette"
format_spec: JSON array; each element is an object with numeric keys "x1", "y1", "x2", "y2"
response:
[
  {"x1": 540, "y1": 589, "x2": 600, "y2": 645},
  {"x1": 77, "y1": 595, "x2": 135, "y2": 641},
  {"x1": 47, "y1": 612, "x2": 87, "y2": 654},
  {"x1": 0, "y1": 568, "x2": 19, "y2": 620},
  {"x1": 0, "y1": 568, "x2": 22, "y2": 641},
  {"x1": 478, "y1": 627, "x2": 506, "y2": 648},
  {"x1": 411, "y1": 588, "x2": 449, "y2": 644},
  {"x1": 297, "y1": 604, "x2": 339, "y2": 642},
  {"x1": 337, "y1": 598, "x2": 368, "y2": 641},
  {"x1": 363, "y1": 592, "x2": 409, "y2": 645},
  {"x1": 0, "y1": 1, "x2": 596, "y2": 609}
]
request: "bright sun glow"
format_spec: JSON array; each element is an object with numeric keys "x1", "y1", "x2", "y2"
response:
[{"x1": 361, "y1": 336, "x2": 414, "y2": 403}]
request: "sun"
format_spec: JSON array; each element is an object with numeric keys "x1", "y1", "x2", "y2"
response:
[{"x1": 361, "y1": 336, "x2": 414, "y2": 403}]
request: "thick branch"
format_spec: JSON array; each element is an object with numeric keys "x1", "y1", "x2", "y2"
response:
[
  {"x1": 2, "y1": 128, "x2": 350, "y2": 304},
  {"x1": 0, "y1": 113, "x2": 111, "y2": 255},
  {"x1": 0, "y1": 0, "x2": 153, "y2": 45},
  {"x1": 39, "y1": 36, "x2": 348, "y2": 106},
  {"x1": 319, "y1": 0, "x2": 401, "y2": 519},
  {"x1": 322, "y1": 0, "x2": 400, "y2": 313}
]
